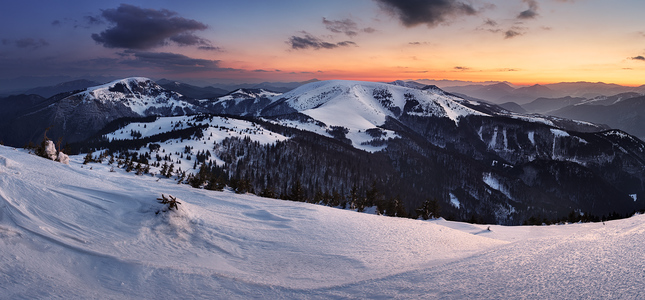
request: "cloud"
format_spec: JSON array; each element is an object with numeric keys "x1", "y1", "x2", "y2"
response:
[
  {"x1": 373, "y1": 0, "x2": 477, "y2": 27},
  {"x1": 91, "y1": 4, "x2": 209, "y2": 50},
  {"x1": 322, "y1": 18, "x2": 376, "y2": 37},
  {"x1": 169, "y1": 33, "x2": 210, "y2": 47},
  {"x1": 2, "y1": 38, "x2": 49, "y2": 50},
  {"x1": 363, "y1": 27, "x2": 377, "y2": 34},
  {"x1": 51, "y1": 16, "x2": 103, "y2": 29},
  {"x1": 518, "y1": 0, "x2": 539, "y2": 19},
  {"x1": 483, "y1": 18, "x2": 498, "y2": 27},
  {"x1": 505, "y1": 30, "x2": 522, "y2": 39},
  {"x1": 631, "y1": 56, "x2": 645, "y2": 61},
  {"x1": 454, "y1": 66, "x2": 470, "y2": 71},
  {"x1": 477, "y1": 18, "x2": 502, "y2": 33},
  {"x1": 122, "y1": 51, "x2": 236, "y2": 72},
  {"x1": 287, "y1": 32, "x2": 356, "y2": 50},
  {"x1": 198, "y1": 46, "x2": 222, "y2": 51},
  {"x1": 84, "y1": 15, "x2": 104, "y2": 27},
  {"x1": 323, "y1": 18, "x2": 359, "y2": 37}
]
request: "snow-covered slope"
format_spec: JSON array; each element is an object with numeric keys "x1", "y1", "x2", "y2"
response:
[
  {"x1": 1, "y1": 146, "x2": 644, "y2": 298},
  {"x1": 103, "y1": 115, "x2": 287, "y2": 171}
]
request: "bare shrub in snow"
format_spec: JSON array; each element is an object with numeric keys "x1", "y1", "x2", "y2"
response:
[{"x1": 156, "y1": 194, "x2": 182, "y2": 214}]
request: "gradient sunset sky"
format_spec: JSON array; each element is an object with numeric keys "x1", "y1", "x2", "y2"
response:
[{"x1": 2, "y1": 0, "x2": 645, "y2": 87}]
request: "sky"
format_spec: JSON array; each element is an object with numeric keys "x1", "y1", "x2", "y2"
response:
[{"x1": 1, "y1": 0, "x2": 645, "y2": 89}]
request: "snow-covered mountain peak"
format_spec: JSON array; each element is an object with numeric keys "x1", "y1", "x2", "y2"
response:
[
  {"x1": 68, "y1": 77, "x2": 201, "y2": 116},
  {"x1": 82, "y1": 77, "x2": 180, "y2": 100},
  {"x1": 219, "y1": 88, "x2": 281, "y2": 102},
  {"x1": 271, "y1": 79, "x2": 489, "y2": 125}
]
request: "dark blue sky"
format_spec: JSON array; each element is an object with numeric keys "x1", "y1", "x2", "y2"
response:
[{"x1": 2, "y1": 0, "x2": 645, "y2": 91}]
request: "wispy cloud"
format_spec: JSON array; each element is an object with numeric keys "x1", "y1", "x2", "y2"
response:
[
  {"x1": 323, "y1": 18, "x2": 359, "y2": 37},
  {"x1": 322, "y1": 17, "x2": 376, "y2": 37},
  {"x1": 287, "y1": 32, "x2": 356, "y2": 50},
  {"x1": 504, "y1": 30, "x2": 523, "y2": 39},
  {"x1": 51, "y1": 15, "x2": 104, "y2": 29},
  {"x1": 2, "y1": 38, "x2": 49, "y2": 50},
  {"x1": 483, "y1": 18, "x2": 498, "y2": 27}
]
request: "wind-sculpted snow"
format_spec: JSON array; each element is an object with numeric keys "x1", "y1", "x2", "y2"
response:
[{"x1": 1, "y1": 146, "x2": 644, "y2": 298}]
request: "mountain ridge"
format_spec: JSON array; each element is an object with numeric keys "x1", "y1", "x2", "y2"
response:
[{"x1": 3, "y1": 77, "x2": 645, "y2": 224}]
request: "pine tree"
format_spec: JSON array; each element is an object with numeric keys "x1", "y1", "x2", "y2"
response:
[
  {"x1": 82, "y1": 152, "x2": 94, "y2": 164},
  {"x1": 260, "y1": 185, "x2": 276, "y2": 198},
  {"x1": 313, "y1": 190, "x2": 324, "y2": 204},
  {"x1": 289, "y1": 180, "x2": 305, "y2": 202},
  {"x1": 205, "y1": 174, "x2": 226, "y2": 191},
  {"x1": 349, "y1": 184, "x2": 364, "y2": 212},
  {"x1": 416, "y1": 198, "x2": 441, "y2": 220},
  {"x1": 366, "y1": 181, "x2": 380, "y2": 209},
  {"x1": 166, "y1": 164, "x2": 174, "y2": 178}
]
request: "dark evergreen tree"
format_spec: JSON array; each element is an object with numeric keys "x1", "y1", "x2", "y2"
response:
[
  {"x1": 416, "y1": 198, "x2": 441, "y2": 220},
  {"x1": 289, "y1": 179, "x2": 306, "y2": 202}
]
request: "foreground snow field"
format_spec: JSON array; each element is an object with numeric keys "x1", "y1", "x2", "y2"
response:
[{"x1": 1, "y1": 146, "x2": 644, "y2": 299}]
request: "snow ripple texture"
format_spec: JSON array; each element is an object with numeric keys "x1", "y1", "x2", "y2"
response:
[{"x1": 0, "y1": 146, "x2": 644, "y2": 299}]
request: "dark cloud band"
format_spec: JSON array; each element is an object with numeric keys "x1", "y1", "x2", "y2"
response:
[
  {"x1": 91, "y1": 4, "x2": 209, "y2": 50},
  {"x1": 121, "y1": 51, "x2": 237, "y2": 72},
  {"x1": 374, "y1": 0, "x2": 477, "y2": 28}
]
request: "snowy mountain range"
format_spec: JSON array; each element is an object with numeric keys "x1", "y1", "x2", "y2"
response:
[
  {"x1": 443, "y1": 81, "x2": 645, "y2": 104},
  {"x1": 3, "y1": 76, "x2": 645, "y2": 297},
  {"x1": 2, "y1": 77, "x2": 645, "y2": 224}
]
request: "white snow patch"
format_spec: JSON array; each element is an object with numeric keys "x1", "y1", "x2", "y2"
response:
[
  {"x1": 449, "y1": 193, "x2": 461, "y2": 209},
  {"x1": 528, "y1": 131, "x2": 535, "y2": 145},
  {"x1": 550, "y1": 128, "x2": 570, "y2": 138},
  {"x1": 483, "y1": 173, "x2": 513, "y2": 200},
  {"x1": 488, "y1": 127, "x2": 498, "y2": 149}
]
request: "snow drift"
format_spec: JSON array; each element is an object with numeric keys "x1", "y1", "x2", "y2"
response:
[{"x1": 1, "y1": 146, "x2": 645, "y2": 298}]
